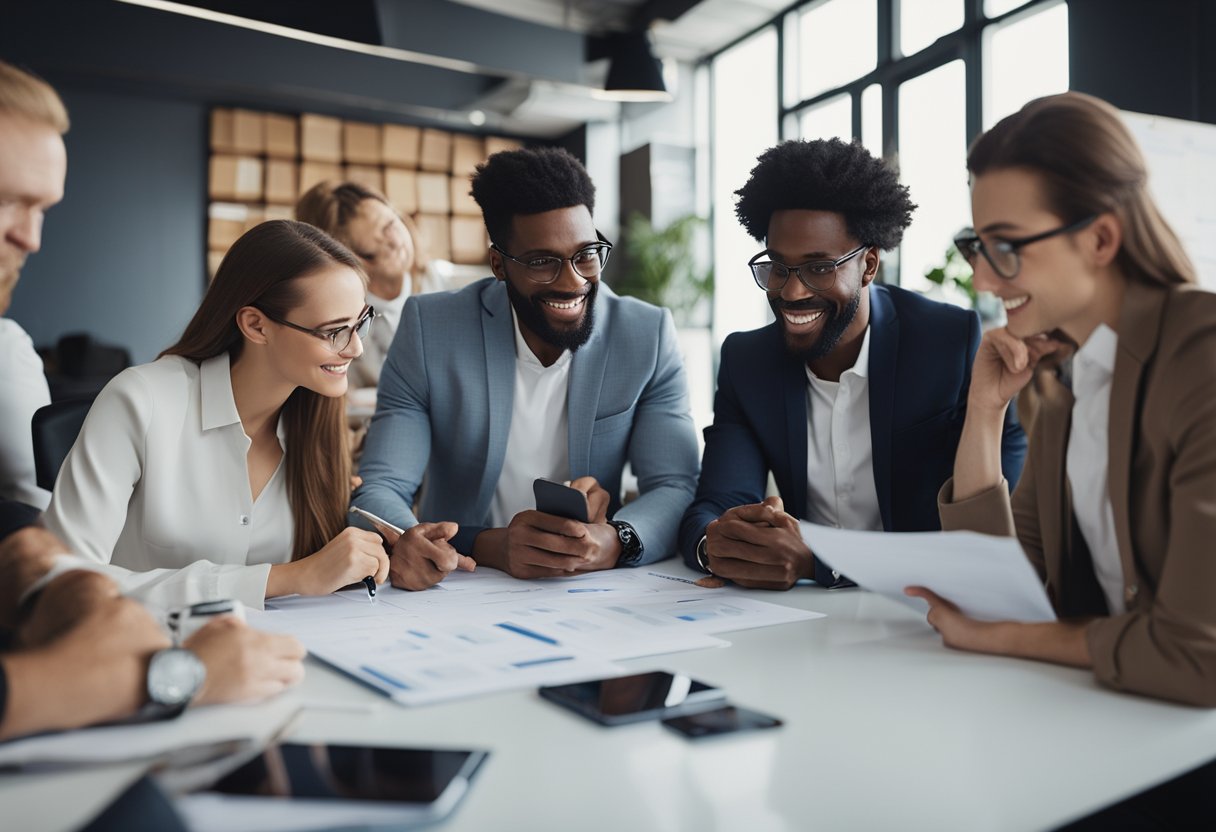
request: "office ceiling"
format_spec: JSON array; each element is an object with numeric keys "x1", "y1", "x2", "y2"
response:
[{"x1": 452, "y1": 0, "x2": 791, "y2": 62}]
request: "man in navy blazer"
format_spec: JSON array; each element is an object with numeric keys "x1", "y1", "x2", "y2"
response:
[
  {"x1": 679, "y1": 139, "x2": 1026, "y2": 589},
  {"x1": 354, "y1": 148, "x2": 700, "y2": 590}
]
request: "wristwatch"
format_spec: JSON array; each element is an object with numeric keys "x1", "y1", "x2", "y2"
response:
[
  {"x1": 695, "y1": 535, "x2": 712, "y2": 574},
  {"x1": 139, "y1": 648, "x2": 206, "y2": 721},
  {"x1": 608, "y1": 520, "x2": 644, "y2": 567}
]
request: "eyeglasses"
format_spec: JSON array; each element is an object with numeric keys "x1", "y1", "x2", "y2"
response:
[
  {"x1": 491, "y1": 232, "x2": 614, "y2": 284},
  {"x1": 260, "y1": 305, "x2": 376, "y2": 353},
  {"x1": 953, "y1": 216, "x2": 1097, "y2": 280},
  {"x1": 748, "y1": 244, "x2": 869, "y2": 293}
]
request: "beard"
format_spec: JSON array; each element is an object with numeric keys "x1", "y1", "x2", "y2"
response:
[
  {"x1": 506, "y1": 279, "x2": 598, "y2": 354},
  {"x1": 0, "y1": 248, "x2": 26, "y2": 315},
  {"x1": 770, "y1": 284, "x2": 862, "y2": 363}
]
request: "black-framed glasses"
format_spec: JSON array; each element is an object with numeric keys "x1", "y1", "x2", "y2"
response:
[
  {"x1": 260, "y1": 304, "x2": 375, "y2": 354},
  {"x1": 748, "y1": 244, "x2": 869, "y2": 293},
  {"x1": 953, "y1": 215, "x2": 1097, "y2": 280},
  {"x1": 490, "y1": 232, "x2": 613, "y2": 284}
]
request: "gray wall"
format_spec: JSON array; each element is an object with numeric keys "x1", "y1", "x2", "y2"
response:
[{"x1": 8, "y1": 88, "x2": 208, "y2": 364}]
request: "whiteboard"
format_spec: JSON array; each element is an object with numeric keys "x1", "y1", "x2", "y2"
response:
[{"x1": 1122, "y1": 109, "x2": 1216, "y2": 289}]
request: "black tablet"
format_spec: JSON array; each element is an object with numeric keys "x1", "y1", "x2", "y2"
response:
[{"x1": 175, "y1": 743, "x2": 488, "y2": 831}]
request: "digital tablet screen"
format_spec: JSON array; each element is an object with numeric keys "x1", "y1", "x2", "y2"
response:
[{"x1": 208, "y1": 744, "x2": 483, "y2": 804}]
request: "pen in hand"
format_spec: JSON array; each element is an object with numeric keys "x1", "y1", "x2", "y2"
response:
[{"x1": 351, "y1": 506, "x2": 403, "y2": 604}]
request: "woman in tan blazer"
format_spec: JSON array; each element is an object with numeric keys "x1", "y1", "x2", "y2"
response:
[{"x1": 906, "y1": 91, "x2": 1216, "y2": 710}]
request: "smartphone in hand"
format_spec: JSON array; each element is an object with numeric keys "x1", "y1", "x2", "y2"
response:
[{"x1": 533, "y1": 478, "x2": 590, "y2": 523}]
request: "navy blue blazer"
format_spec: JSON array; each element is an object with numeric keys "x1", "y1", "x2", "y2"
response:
[{"x1": 678, "y1": 283, "x2": 1027, "y2": 584}]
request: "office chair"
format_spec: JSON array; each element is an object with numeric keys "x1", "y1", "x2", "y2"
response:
[{"x1": 31, "y1": 394, "x2": 97, "y2": 492}]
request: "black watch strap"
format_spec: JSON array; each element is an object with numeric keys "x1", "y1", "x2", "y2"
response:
[{"x1": 608, "y1": 520, "x2": 644, "y2": 567}]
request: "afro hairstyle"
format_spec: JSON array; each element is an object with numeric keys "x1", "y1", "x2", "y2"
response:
[
  {"x1": 734, "y1": 138, "x2": 916, "y2": 250},
  {"x1": 470, "y1": 146, "x2": 596, "y2": 248}
]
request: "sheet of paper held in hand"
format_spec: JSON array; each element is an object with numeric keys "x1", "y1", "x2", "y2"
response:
[
  {"x1": 799, "y1": 522, "x2": 1057, "y2": 623},
  {"x1": 251, "y1": 568, "x2": 824, "y2": 706}
]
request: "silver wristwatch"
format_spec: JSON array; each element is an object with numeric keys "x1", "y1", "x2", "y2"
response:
[
  {"x1": 141, "y1": 647, "x2": 206, "y2": 720},
  {"x1": 696, "y1": 535, "x2": 713, "y2": 574}
]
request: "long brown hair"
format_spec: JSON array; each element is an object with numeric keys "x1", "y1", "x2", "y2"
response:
[
  {"x1": 162, "y1": 220, "x2": 365, "y2": 559},
  {"x1": 967, "y1": 91, "x2": 1195, "y2": 287},
  {"x1": 295, "y1": 180, "x2": 428, "y2": 284}
]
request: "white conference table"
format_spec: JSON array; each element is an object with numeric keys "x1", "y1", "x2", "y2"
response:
[{"x1": 5, "y1": 561, "x2": 1216, "y2": 832}]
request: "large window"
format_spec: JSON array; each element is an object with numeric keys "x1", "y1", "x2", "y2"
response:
[
  {"x1": 707, "y1": 0, "x2": 1070, "y2": 327},
  {"x1": 711, "y1": 27, "x2": 778, "y2": 342}
]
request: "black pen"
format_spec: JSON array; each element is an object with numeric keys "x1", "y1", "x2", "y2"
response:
[{"x1": 362, "y1": 575, "x2": 378, "y2": 605}]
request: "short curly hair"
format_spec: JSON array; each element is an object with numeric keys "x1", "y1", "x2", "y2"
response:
[
  {"x1": 470, "y1": 146, "x2": 596, "y2": 247},
  {"x1": 734, "y1": 139, "x2": 915, "y2": 250}
]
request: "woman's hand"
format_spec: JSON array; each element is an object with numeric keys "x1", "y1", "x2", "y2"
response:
[
  {"x1": 268, "y1": 527, "x2": 389, "y2": 597},
  {"x1": 904, "y1": 586, "x2": 1007, "y2": 653},
  {"x1": 969, "y1": 328, "x2": 1067, "y2": 413}
]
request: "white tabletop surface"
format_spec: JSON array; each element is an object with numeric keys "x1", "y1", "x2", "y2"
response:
[{"x1": 4, "y1": 562, "x2": 1216, "y2": 832}]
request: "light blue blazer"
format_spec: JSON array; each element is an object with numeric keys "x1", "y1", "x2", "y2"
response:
[{"x1": 352, "y1": 277, "x2": 700, "y2": 565}]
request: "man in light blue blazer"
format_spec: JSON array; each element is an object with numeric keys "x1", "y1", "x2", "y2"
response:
[{"x1": 353, "y1": 147, "x2": 700, "y2": 590}]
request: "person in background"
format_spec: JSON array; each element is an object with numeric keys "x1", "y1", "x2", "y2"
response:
[
  {"x1": 352, "y1": 147, "x2": 700, "y2": 589},
  {"x1": 913, "y1": 90, "x2": 1216, "y2": 827},
  {"x1": 295, "y1": 180, "x2": 436, "y2": 390},
  {"x1": 679, "y1": 138, "x2": 1025, "y2": 589},
  {"x1": 0, "y1": 59, "x2": 60, "y2": 510},
  {"x1": 43, "y1": 220, "x2": 389, "y2": 611}
]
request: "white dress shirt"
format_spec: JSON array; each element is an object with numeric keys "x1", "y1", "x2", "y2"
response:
[
  {"x1": 0, "y1": 318, "x2": 52, "y2": 509},
  {"x1": 350, "y1": 284, "x2": 411, "y2": 390},
  {"x1": 488, "y1": 309, "x2": 572, "y2": 528},
  {"x1": 805, "y1": 326, "x2": 883, "y2": 531},
  {"x1": 43, "y1": 353, "x2": 292, "y2": 612},
  {"x1": 1066, "y1": 323, "x2": 1125, "y2": 615}
]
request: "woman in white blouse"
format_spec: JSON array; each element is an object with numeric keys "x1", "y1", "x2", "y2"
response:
[{"x1": 44, "y1": 220, "x2": 389, "y2": 610}]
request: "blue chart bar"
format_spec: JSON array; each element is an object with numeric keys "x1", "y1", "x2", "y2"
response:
[
  {"x1": 497, "y1": 622, "x2": 560, "y2": 645},
  {"x1": 512, "y1": 656, "x2": 575, "y2": 669},
  {"x1": 362, "y1": 665, "x2": 410, "y2": 690}
]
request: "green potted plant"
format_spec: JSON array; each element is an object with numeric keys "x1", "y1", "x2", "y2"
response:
[{"x1": 612, "y1": 212, "x2": 714, "y2": 328}]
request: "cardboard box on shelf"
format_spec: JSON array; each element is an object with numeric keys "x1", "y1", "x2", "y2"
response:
[
  {"x1": 419, "y1": 128, "x2": 452, "y2": 172},
  {"x1": 416, "y1": 172, "x2": 451, "y2": 214},
  {"x1": 209, "y1": 155, "x2": 263, "y2": 201},
  {"x1": 300, "y1": 113, "x2": 342, "y2": 162},
  {"x1": 265, "y1": 159, "x2": 298, "y2": 204},
  {"x1": 384, "y1": 168, "x2": 418, "y2": 215},
  {"x1": 207, "y1": 202, "x2": 252, "y2": 251},
  {"x1": 210, "y1": 108, "x2": 235, "y2": 153},
  {"x1": 231, "y1": 109, "x2": 264, "y2": 154},
  {"x1": 343, "y1": 121, "x2": 382, "y2": 165},
  {"x1": 242, "y1": 206, "x2": 266, "y2": 233},
  {"x1": 451, "y1": 134, "x2": 485, "y2": 177},
  {"x1": 264, "y1": 204, "x2": 295, "y2": 221},
  {"x1": 298, "y1": 161, "x2": 343, "y2": 195},
  {"x1": 450, "y1": 216, "x2": 489, "y2": 264},
  {"x1": 449, "y1": 173, "x2": 478, "y2": 216},
  {"x1": 264, "y1": 113, "x2": 298, "y2": 158},
  {"x1": 343, "y1": 165, "x2": 385, "y2": 195},
  {"x1": 415, "y1": 213, "x2": 451, "y2": 261},
  {"x1": 485, "y1": 136, "x2": 524, "y2": 157},
  {"x1": 382, "y1": 124, "x2": 421, "y2": 167}
]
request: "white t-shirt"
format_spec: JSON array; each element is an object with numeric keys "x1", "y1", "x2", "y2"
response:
[
  {"x1": 488, "y1": 310, "x2": 572, "y2": 528},
  {"x1": 1066, "y1": 323, "x2": 1124, "y2": 614},
  {"x1": 804, "y1": 326, "x2": 883, "y2": 532},
  {"x1": 0, "y1": 317, "x2": 52, "y2": 508}
]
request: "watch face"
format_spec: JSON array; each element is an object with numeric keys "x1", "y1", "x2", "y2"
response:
[{"x1": 148, "y1": 648, "x2": 206, "y2": 706}]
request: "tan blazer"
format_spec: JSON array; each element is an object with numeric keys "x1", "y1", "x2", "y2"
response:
[{"x1": 939, "y1": 279, "x2": 1216, "y2": 706}]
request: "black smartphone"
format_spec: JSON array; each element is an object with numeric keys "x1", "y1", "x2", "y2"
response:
[
  {"x1": 662, "y1": 705, "x2": 784, "y2": 739},
  {"x1": 539, "y1": 671, "x2": 726, "y2": 726},
  {"x1": 533, "y1": 477, "x2": 589, "y2": 523},
  {"x1": 175, "y1": 743, "x2": 488, "y2": 830}
]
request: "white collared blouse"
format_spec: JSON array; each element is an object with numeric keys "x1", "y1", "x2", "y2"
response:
[{"x1": 43, "y1": 353, "x2": 292, "y2": 612}]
